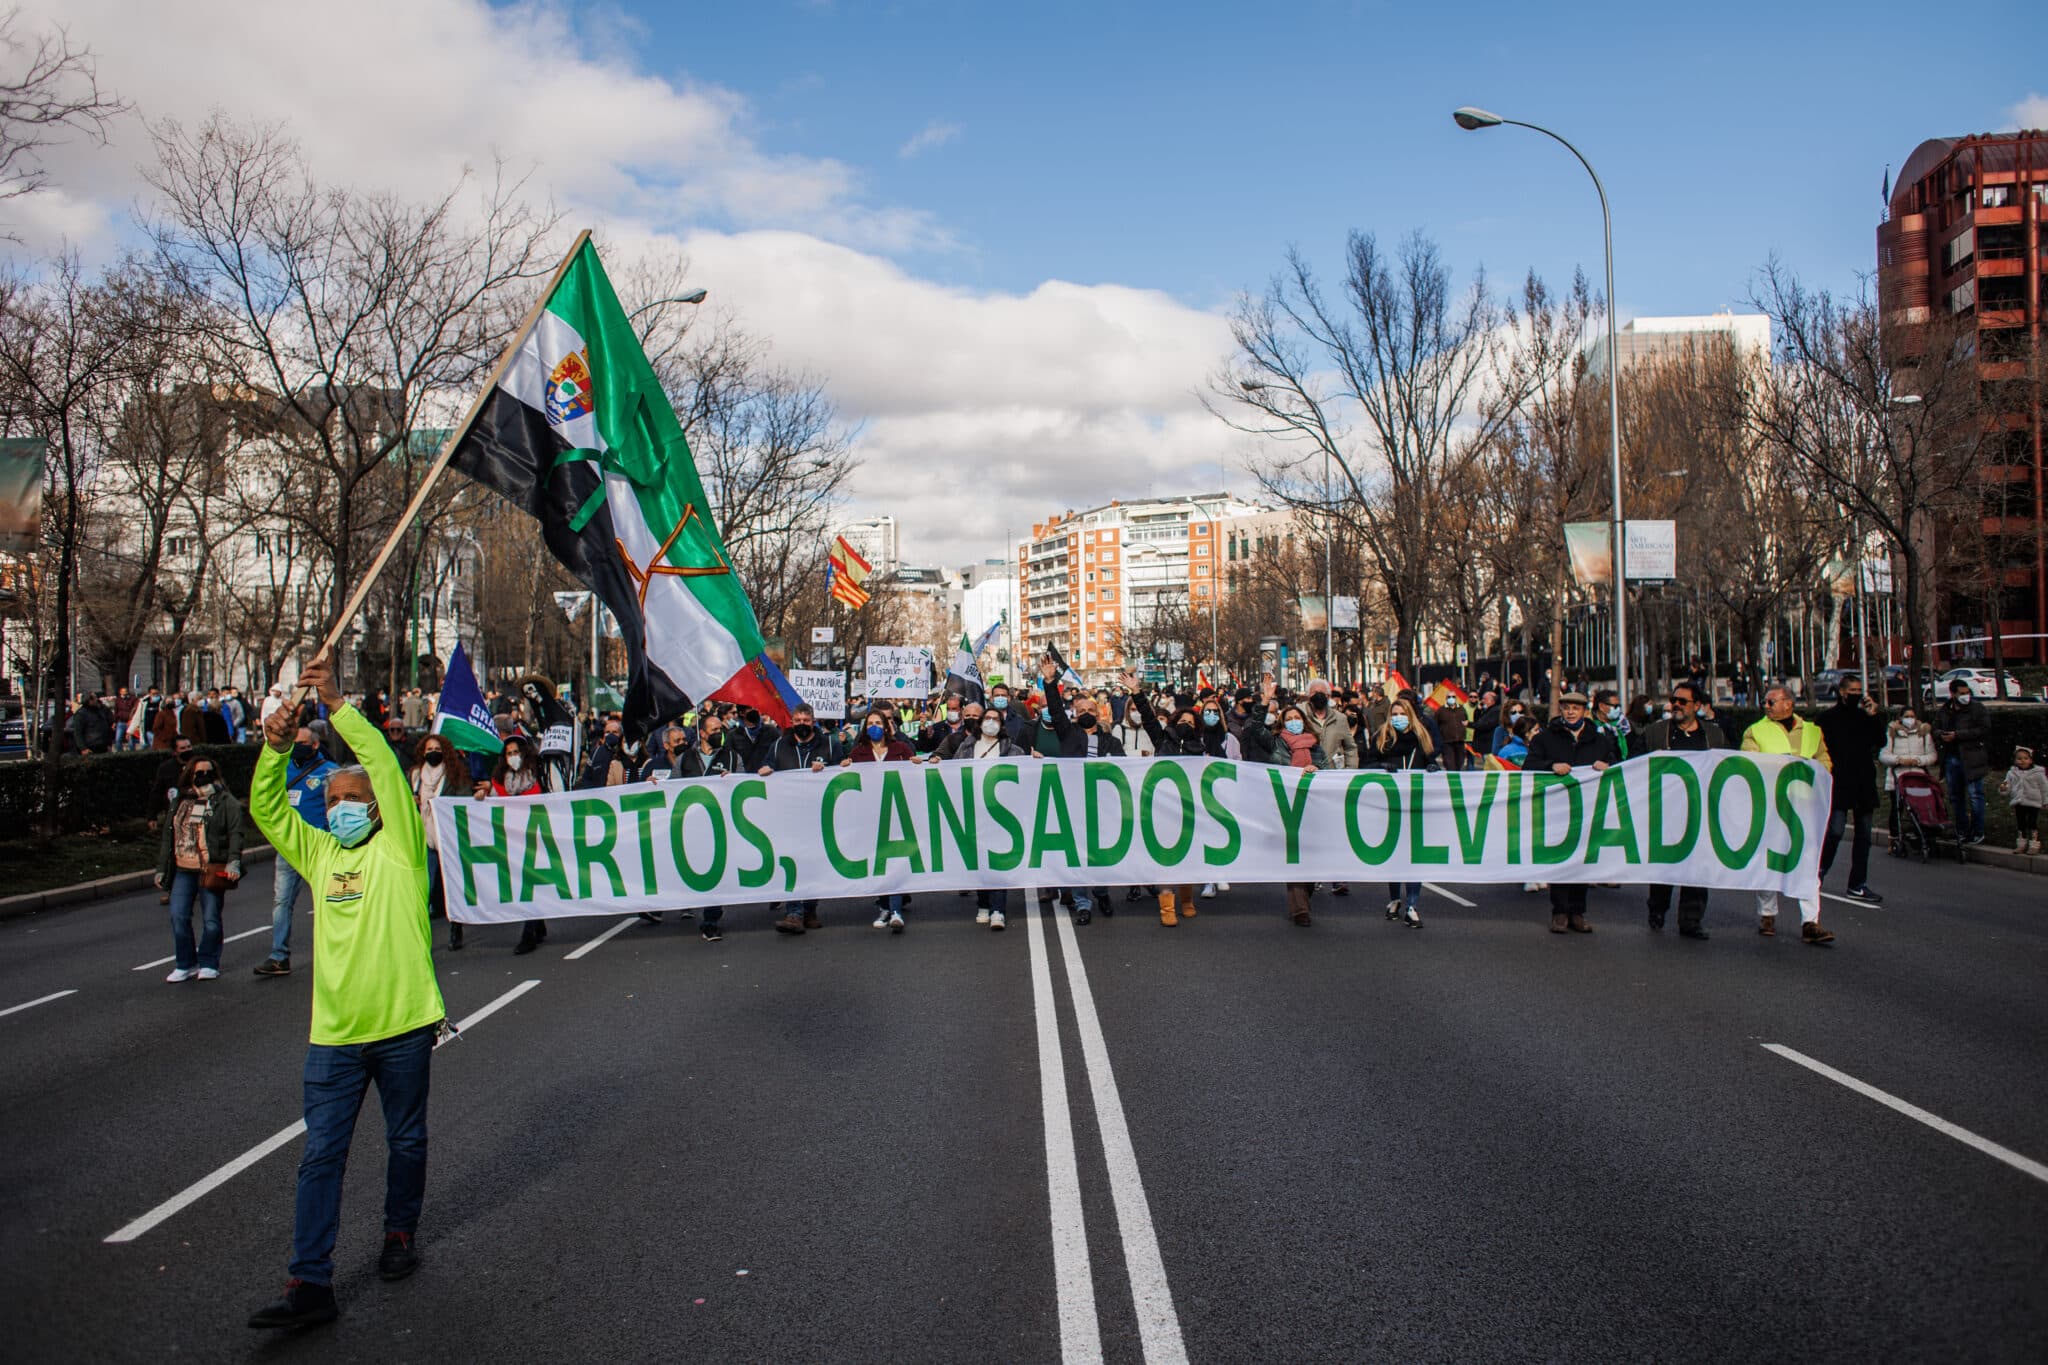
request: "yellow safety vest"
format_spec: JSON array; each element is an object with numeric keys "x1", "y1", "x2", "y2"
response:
[{"x1": 1743, "y1": 717, "x2": 1823, "y2": 758}]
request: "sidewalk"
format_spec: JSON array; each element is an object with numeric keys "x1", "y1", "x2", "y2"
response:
[{"x1": 0, "y1": 844, "x2": 277, "y2": 920}]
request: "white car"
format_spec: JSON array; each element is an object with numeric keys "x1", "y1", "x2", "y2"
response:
[{"x1": 1934, "y1": 667, "x2": 2023, "y2": 700}]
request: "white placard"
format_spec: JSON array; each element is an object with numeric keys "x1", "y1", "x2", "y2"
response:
[
  {"x1": 788, "y1": 669, "x2": 847, "y2": 719},
  {"x1": 812, "y1": 626, "x2": 835, "y2": 644},
  {"x1": 1624, "y1": 520, "x2": 1677, "y2": 581},
  {"x1": 1330, "y1": 595, "x2": 1360, "y2": 630},
  {"x1": 865, "y1": 645, "x2": 932, "y2": 699}
]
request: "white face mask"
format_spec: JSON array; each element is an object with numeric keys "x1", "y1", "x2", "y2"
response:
[
  {"x1": 980, "y1": 716, "x2": 1001, "y2": 737},
  {"x1": 1900, "y1": 719, "x2": 1916, "y2": 732},
  {"x1": 507, "y1": 752, "x2": 524, "y2": 771}
]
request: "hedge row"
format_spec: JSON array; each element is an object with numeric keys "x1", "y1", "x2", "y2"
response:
[{"x1": 0, "y1": 743, "x2": 263, "y2": 834}]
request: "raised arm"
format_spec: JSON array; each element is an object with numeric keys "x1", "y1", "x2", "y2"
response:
[{"x1": 253, "y1": 701, "x2": 330, "y2": 878}]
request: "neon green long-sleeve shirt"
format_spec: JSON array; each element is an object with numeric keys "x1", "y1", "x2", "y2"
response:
[{"x1": 250, "y1": 702, "x2": 445, "y2": 1046}]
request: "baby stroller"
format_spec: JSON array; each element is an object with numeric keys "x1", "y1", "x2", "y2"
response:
[{"x1": 1891, "y1": 770, "x2": 1959, "y2": 863}]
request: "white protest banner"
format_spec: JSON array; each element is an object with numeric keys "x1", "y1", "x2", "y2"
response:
[
  {"x1": 865, "y1": 645, "x2": 932, "y2": 699},
  {"x1": 788, "y1": 669, "x2": 847, "y2": 720},
  {"x1": 435, "y1": 752, "x2": 1830, "y2": 924}
]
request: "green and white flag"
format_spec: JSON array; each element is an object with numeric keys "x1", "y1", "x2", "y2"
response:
[{"x1": 449, "y1": 236, "x2": 792, "y2": 734}]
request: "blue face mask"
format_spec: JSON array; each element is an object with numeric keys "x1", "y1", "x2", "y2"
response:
[
  {"x1": 1391, "y1": 714, "x2": 1411, "y2": 733},
  {"x1": 328, "y1": 800, "x2": 377, "y2": 847},
  {"x1": 865, "y1": 724, "x2": 886, "y2": 741},
  {"x1": 1202, "y1": 712, "x2": 1221, "y2": 727},
  {"x1": 993, "y1": 697, "x2": 1010, "y2": 710},
  {"x1": 1284, "y1": 718, "x2": 1305, "y2": 735},
  {"x1": 1606, "y1": 705, "x2": 1623, "y2": 722}
]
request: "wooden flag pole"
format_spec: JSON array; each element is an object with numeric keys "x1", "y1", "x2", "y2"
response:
[{"x1": 295, "y1": 228, "x2": 592, "y2": 694}]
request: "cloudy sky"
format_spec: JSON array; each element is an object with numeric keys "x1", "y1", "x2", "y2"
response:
[{"x1": 10, "y1": 0, "x2": 2045, "y2": 567}]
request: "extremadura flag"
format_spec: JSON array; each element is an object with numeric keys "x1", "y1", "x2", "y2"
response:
[{"x1": 449, "y1": 236, "x2": 789, "y2": 735}]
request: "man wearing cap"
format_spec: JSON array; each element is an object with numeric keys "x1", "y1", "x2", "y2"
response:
[
  {"x1": 1740, "y1": 686, "x2": 1836, "y2": 944},
  {"x1": 1523, "y1": 691, "x2": 1620, "y2": 934}
]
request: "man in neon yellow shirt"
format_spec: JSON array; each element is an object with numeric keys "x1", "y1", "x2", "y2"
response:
[{"x1": 247, "y1": 656, "x2": 446, "y2": 1330}]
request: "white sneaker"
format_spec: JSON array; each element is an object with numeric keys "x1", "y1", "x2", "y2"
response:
[
  {"x1": 888, "y1": 911, "x2": 905, "y2": 933},
  {"x1": 1217, "y1": 881, "x2": 1231, "y2": 892},
  {"x1": 975, "y1": 908, "x2": 992, "y2": 924},
  {"x1": 990, "y1": 910, "x2": 1006, "y2": 931},
  {"x1": 165, "y1": 967, "x2": 194, "y2": 983},
  {"x1": 1199, "y1": 883, "x2": 1217, "y2": 899},
  {"x1": 872, "y1": 912, "x2": 889, "y2": 929},
  {"x1": 1524, "y1": 882, "x2": 1547, "y2": 892},
  {"x1": 196, "y1": 967, "x2": 219, "y2": 980}
]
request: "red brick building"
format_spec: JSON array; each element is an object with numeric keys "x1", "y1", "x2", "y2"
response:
[{"x1": 1879, "y1": 130, "x2": 2048, "y2": 660}]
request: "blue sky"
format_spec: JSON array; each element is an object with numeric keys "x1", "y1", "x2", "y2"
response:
[
  {"x1": 25, "y1": 0, "x2": 2046, "y2": 566},
  {"x1": 614, "y1": 0, "x2": 2045, "y2": 316}
]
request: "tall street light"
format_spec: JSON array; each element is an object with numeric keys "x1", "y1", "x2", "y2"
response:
[{"x1": 1454, "y1": 105, "x2": 1630, "y2": 704}]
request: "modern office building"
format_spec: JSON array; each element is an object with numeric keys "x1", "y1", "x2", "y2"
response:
[
  {"x1": 835, "y1": 515, "x2": 901, "y2": 576},
  {"x1": 1879, "y1": 129, "x2": 2048, "y2": 659},
  {"x1": 1586, "y1": 313, "x2": 1771, "y2": 377}
]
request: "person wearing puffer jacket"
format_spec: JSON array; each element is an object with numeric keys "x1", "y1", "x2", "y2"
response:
[
  {"x1": 1996, "y1": 747, "x2": 2048, "y2": 855},
  {"x1": 1878, "y1": 709, "x2": 1940, "y2": 847}
]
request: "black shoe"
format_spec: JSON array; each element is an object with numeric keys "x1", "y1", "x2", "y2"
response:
[
  {"x1": 513, "y1": 936, "x2": 538, "y2": 956},
  {"x1": 1845, "y1": 886, "x2": 1885, "y2": 904},
  {"x1": 637, "y1": 911, "x2": 665, "y2": 924},
  {"x1": 378, "y1": 1231, "x2": 419, "y2": 1281},
  {"x1": 1124, "y1": 887, "x2": 1147, "y2": 903},
  {"x1": 1679, "y1": 927, "x2": 1711, "y2": 940},
  {"x1": 449, "y1": 924, "x2": 464, "y2": 951},
  {"x1": 701, "y1": 925, "x2": 723, "y2": 942},
  {"x1": 1072, "y1": 906, "x2": 1092, "y2": 926},
  {"x1": 248, "y1": 1278, "x2": 337, "y2": 1329},
  {"x1": 1646, "y1": 917, "x2": 1664, "y2": 933},
  {"x1": 253, "y1": 957, "x2": 291, "y2": 977}
]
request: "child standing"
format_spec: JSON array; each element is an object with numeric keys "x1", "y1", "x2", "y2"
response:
[{"x1": 1997, "y1": 746, "x2": 2047, "y2": 854}]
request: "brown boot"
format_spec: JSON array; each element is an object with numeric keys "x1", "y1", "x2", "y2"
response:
[
  {"x1": 1567, "y1": 914, "x2": 1593, "y2": 934},
  {"x1": 1801, "y1": 920, "x2": 1835, "y2": 945},
  {"x1": 1550, "y1": 912, "x2": 1568, "y2": 933},
  {"x1": 1759, "y1": 914, "x2": 1777, "y2": 937},
  {"x1": 801, "y1": 907, "x2": 822, "y2": 929},
  {"x1": 1291, "y1": 909, "x2": 1312, "y2": 927},
  {"x1": 773, "y1": 913, "x2": 806, "y2": 935},
  {"x1": 1158, "y1": 890, "x2": 1179, "y2": 927}
]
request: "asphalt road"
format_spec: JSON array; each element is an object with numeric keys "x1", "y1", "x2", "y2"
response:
[{"x1": 2, "y1": 848, "x2": 2044, "y2": 1363}]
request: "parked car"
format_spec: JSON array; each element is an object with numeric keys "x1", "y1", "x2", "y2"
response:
[
  {"x1": 1809, "y1": 667, "x2": 1912, "y2": 704},
  {"x1": 1928, "y1": 667, "x2": 2023, "y2": 700},
  {"x1": 0, "y1": 696, "x2": 24, "y2": 759},
  {"x1": 1808, "y1": 669, "x2": 1853, "y2": 702}
]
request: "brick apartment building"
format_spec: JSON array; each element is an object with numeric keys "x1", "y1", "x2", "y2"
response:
[{"x1": 1879, "y1": 129, "x2": 2048, "y2": 660}]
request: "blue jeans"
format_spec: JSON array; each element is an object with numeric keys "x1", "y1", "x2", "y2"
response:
[
  {"x1": 270, "y1": 861, "x2": 304, "y2": 960},
  {"x1": 290, "y1": 1025, "x2": 434, "y2": 1285},
  {"x1": 1945, "y1": 757, "x2": 1986, "y2": 840},
  {"x1": 167, "y1": 869, "x2": 224, "y2": 971},
  {"x1": 1387, "y1": 881, "x2": 1422, "y2": 912}
]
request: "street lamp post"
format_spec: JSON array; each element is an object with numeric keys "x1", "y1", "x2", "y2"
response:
[{"x1": 1455, "y1": 106, "x2": 1629, "y2": 704}]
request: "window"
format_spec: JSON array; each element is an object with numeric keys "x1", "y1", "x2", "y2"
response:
[{"x1": 1981, "y1": 185, "x2": 2012, "y2": 209}]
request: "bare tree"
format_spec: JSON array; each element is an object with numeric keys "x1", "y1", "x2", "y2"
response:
[
  {"x1": 1748, "y1": 261, "x2": 1987, "y2": 698},
  {"x1": 143, "y1": 115, "x2": 562, "y2": 654},
  {"x1": 1214, "y1": 231, "x2": 1518, "y2": 675},
  {"x1": 0, "y1": 8, "x2": 126, "y2": 224}
]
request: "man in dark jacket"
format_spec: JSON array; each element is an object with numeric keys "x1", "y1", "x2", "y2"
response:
[
  {"x1": 1934, "y1": 679, "x2": 1990, "y2": 844},
  {"x1": 68, "y1": 692, "x2": 115, "y2": 754},
  {"x1": 765, "y1": 704, "x2": 839, "y2": 934},
  {"x1": 1633, "y1": 681, "x2": 1728, "y2": 938},
  {"x1": 1814, "y1": 676, "x2": 1888, "y2": 901},
  {"x1": 1524, "y1": 691, "x2": 1621, "y2": 935},
  {"x1": 723, "y1": 707, "x2": 780, "y2": 774}
]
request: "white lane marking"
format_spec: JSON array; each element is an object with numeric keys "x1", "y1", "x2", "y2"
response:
[
  {"x1": 438, "y1": 979, "x2": 542, "y2": 1047},
  {"x1": 1051, "y1": 904, "x2": 1189, "y2": 1365},
  {"x1": 1423, "y1": 883, "x2": 1477, "y2": 907},
  {"x1": 0, "y1": 989, "x2": 78, "y2": 1018},
  {"x1": 106, "y1": 980, "x2": 544, "y2": 1243},
  {"x1": 1763, "y1": 1044, "x2": 2048, "y2": 1186},
  {"x1": 1025, "y1": 894, "x2": 1102, "y2": 1364},
  {"x1": 563, "y1": 915, "x2": 638, "y2": 961},
  {"x1": 1819, "y1": 892, "x2": 1876, "y2": 909},
  {"x1": 105, "y1": 1119, "x2": 308, "y2": 1244},
  {"x1": 132, "y1": 925, "x2": 271, "y2": 971}
]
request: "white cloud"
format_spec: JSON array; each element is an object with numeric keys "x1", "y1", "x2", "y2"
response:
[
  {"x1": 898, "y1": 120, "x2": 962, "y2": 159},
  {"x1": 2010, "y1": 93, "x2": 2048, "y2": 131},
  {"x1": 4, "y1": 0, "x2": 1248, "y2": 566}
]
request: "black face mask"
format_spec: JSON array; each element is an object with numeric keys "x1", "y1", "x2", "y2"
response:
[
  {"x1": 291, "y1": 743, "x2": 317, "y2": 767},
  {"x1": 1077, "y1": 713, "x2": 1098, "y2": 730},
  {"x1": 423, "y1": 751, "x2": 445, "y2": 767},
  {"x1": 791, "y1": 724, "x2": 814, "y2": 740},
  {"x1": 1310, "y1": 695, "x2": 1328, "y2": 710},
  {"x1": 1175, "y1": 722, "x2": 1197, "y2": 739}
]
